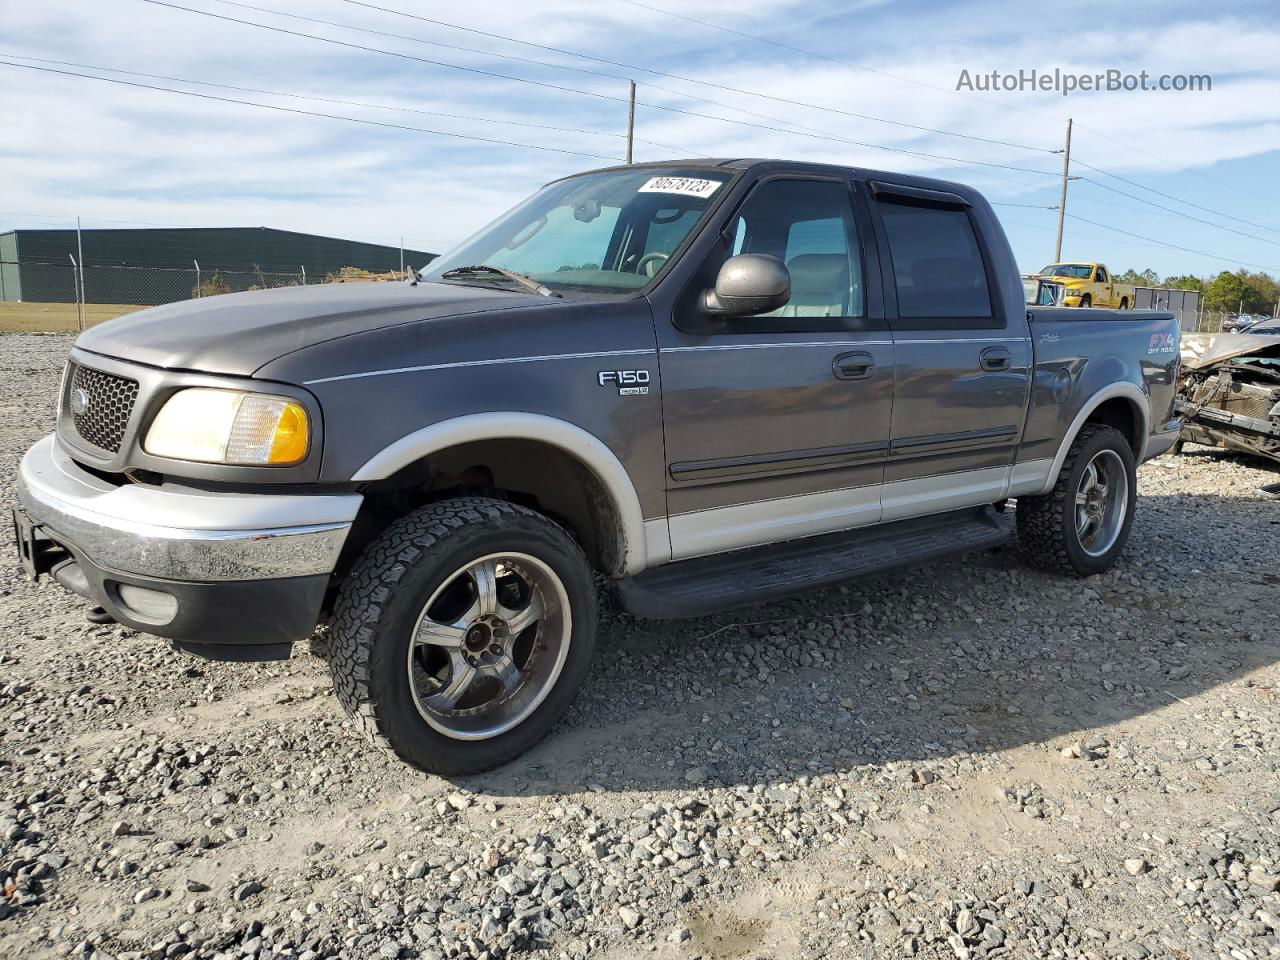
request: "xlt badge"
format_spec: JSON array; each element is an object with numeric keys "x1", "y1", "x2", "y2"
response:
[{"x1": 598, "y1": 370, "x2": 650, "y2": 396}]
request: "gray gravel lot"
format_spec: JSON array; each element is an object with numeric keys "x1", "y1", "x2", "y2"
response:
[{"x1": 1, "y1": 333, "x2": 1279, "y2": 960}]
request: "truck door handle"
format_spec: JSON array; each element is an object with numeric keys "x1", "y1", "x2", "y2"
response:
[
  {"x1": 979, "y1": 346, "x2": 1012, "y2": 372},
  {"x1": 833, "y1": 351, "x2": 875, "y2": 380}
]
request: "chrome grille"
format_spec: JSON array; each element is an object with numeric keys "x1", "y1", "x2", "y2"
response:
[{"x1": 67, "y1": 362, "x2": 139, "y2": 453}]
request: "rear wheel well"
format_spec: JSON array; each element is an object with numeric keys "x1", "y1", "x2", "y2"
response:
[
  {"x1": 342, "y1": 439, "x2": 627, "y2": 579},
  {"x1": 1084, "y1": 397, "x2": 1142, "y2": 454}
]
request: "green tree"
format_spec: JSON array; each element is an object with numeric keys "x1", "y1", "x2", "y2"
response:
[
  {"x1": 1163, "y1": 274, "x2": 1203, "y2": 292},
  {"x1": 1202, "y1": 271, "x2": 1267, "y2": 313}
]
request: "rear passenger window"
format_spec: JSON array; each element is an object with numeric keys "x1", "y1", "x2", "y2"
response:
[{"x1": 878, "y1": 200, "x2": 992, "y2": 318}]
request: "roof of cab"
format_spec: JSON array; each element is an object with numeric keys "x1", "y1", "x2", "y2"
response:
[{"x1": 562, "y1": 157, "x2": 986, "y2": 204}]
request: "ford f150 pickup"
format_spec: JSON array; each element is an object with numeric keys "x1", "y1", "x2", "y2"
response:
[
  {"x1": 13, "y1": 159, "x2": 1183, "y2": 774},
  {"x1": 1038, "y1": 262, "x2": 1136, "y2": 309}
]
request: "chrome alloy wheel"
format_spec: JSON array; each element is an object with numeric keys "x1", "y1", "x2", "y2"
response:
[
  {"x1": 1074, "y1": 449, "x2": 1129, "y2": 557},
  {"x1": 407, "y1": 553, "x2": 570, "y2": 740}
]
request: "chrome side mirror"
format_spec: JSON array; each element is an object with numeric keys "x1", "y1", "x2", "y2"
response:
[{"x1": 703, "y1": 254, "x2": 790, "y2": 316}]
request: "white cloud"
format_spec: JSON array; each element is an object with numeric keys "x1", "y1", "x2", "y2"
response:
[{"x1": 1, "y1": 0, "x2": 1278, "y2": 276}]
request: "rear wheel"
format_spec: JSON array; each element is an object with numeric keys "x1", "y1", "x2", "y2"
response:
[
  {"x1": 1119, "y1": 297, "x2": 1129, "y2": 309},
  {"x1": 1016, "y1": 424, "x2": 1136, "y2": 576},
  {"x1": 329, "y1": 497, "x2": 597, "y2": 775}
]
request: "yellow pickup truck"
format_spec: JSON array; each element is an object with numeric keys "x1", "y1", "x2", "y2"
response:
[{"x1": 1037, "y1": 262, "x2": 1135, "y2": 309}]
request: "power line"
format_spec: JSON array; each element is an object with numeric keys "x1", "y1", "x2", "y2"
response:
[
  {"x1": 614, "y1": 0, "x2": 1063, "y2": 125},
  {"x1": 617, "y1": 0, "x2": 1280, "y2": 224},
  {"x1": 332, "y1": 0, "x2": 1055, "y2": 153},
  {"x1": 1072, "y1": 159, "x2": 1280, "y2": 236},
  {"x1": 4, "y1": 53, "x2": 702, "y2": 155},
  {"x1": 991, "y1": 201, "x2": 1058, "y2": 210},
  {"x1": 1070, "y1": 121, "x2": 1280, "y2": 209},
  {"x1": 0, "y1": 60, "x2": 624, "y2": 161},
  {"x1": 1074, "y1": 176, "x2": 1280, "y2": 248},
  {"x1": 1065, "y1": 213, "x2": 1280, "y2": 273},
  {"x1": 132, "y1": 0, "x2": 1066, "y2": 179}
]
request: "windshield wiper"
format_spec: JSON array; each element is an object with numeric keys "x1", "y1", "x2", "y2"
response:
[{"x1": 439, "y1": 264, "x2": 561, "y2": 298}]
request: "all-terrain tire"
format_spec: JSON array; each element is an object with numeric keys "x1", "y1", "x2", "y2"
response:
[
  {"x1": 329, "y1": 497, "x2": 597, "y2": 775},
  {"x1": 1016, "y1": 424, "x2": 1137, "y2": 576}
]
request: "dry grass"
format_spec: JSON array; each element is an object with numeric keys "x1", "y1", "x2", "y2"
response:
[{"x1": 0, "y1": 302, "x2": 146, "y2": 333}]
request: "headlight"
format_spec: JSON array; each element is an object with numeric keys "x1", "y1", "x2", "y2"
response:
[{"x1": 145, "y1": 388, "x2": 310, "y2": 466}]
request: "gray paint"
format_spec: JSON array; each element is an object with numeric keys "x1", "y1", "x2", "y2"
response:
[{"x1": 37, "y1": 158, "x2": 1182, "y2": 581}]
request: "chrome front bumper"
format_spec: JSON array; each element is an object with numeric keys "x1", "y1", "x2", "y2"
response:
[{"x1": 17, "y1": 434, "x2": 361, "y2": 582}]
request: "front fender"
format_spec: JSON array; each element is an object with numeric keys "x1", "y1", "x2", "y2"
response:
[{"x1": 351, "y1": 412, "x2": 657, "y2": 575}]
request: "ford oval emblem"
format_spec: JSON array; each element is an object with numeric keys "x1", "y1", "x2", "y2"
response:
[{"x1": 71, "y1": 387, "x2": 91, "y2": 416}]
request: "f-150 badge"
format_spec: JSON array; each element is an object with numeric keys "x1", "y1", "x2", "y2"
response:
[{"x1": 598, "y1": 370, "x2": 650, "y2": 395}]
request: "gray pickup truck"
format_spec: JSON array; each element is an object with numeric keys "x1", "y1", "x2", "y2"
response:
[{"x1": 13, "y1": 159, "x2": 1182, "y2": 774}]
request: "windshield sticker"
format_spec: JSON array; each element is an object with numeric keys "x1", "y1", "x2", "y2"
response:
[{"x1": 638, "y1": 176, "x2": 721, "y2": 199}]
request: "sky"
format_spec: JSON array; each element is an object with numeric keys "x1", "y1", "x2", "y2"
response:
[{"x1": 3, "y1": 0, "x2": 1280, "y2": 280}]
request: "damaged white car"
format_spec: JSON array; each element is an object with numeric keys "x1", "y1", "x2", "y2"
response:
[{"x1": 1178, "y1": 322, "x2": 1280, "y2": 466}]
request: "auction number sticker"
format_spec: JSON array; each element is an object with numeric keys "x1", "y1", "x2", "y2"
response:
[{"x1": 638, "y1": 176, "x2": 721, "y2": 198}]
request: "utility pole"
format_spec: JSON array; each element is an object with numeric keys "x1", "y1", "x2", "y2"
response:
[
  {"x1": 1053, "y1": 118, "x2": 1073, "y2": 263},
  {"x1": 75, "y1": 216, "x2": 86, "y2": 324},
  {"x1": 625, "y1": 81, "x2": 636, "y2": 164},
  {"x1": 69, "y1": 253, "x2": 83, "y2": 332}
]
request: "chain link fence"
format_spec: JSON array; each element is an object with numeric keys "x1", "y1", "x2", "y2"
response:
[{"x1": 0, "y1": 260, "x2": 406, "y2": 331}]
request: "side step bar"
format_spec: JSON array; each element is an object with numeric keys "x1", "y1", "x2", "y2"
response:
[{"x1": 615, "y1": 506, "x2": 1010, "y2": 620}]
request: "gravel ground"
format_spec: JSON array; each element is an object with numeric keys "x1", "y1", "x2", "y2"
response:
[{"x1": 2, "y1": 332, "x2": 1279, "y2": 960}]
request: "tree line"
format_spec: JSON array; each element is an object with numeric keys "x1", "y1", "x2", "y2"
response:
[{"x1": 1113, "y1": 267, "x2": 1280, "y2": 316}]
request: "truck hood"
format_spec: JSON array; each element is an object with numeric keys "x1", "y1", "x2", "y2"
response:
[
  {"x1": 1181, "y1": 331, "x2": 1280, "y2": 369},
  {"x1": 74, "y1": 281, "x2": 551, "y2": 377}
]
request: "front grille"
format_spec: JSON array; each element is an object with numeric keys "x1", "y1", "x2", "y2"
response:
[{"x1": 67, "y1": 362, "x2": 139, "y2": 453}]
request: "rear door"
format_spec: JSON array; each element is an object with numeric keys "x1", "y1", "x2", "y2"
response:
[
  {"x1": 655, "y1": 174, "x2": 894, "y2": 560},
  {"x1": 866, "y1": 180, "x2": 1031, "y2": 521}
]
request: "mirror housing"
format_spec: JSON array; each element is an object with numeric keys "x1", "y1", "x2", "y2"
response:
[{"x1": 703, "y1": 254, "x2": 790, "y2": 316}]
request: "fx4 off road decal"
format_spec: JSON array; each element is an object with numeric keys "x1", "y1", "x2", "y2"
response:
[
  {"x1": 1148, "y1": 333, "x2": 1177, "y2": 354},
  {"x1": 598, "y1": 369, "x2": 650, "y2": 396}
]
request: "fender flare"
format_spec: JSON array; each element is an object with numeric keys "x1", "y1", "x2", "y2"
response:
[
  {"x1": 1036, "y1": 381, "x2": 1149, "y2": 495},
  {"x1": 350, "y1": 412, "x2": 649, "y2": 575}
]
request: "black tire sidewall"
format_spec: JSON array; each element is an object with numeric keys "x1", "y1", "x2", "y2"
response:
[
  {"x1": 1058, "y1": 431, "x2": 1137, "y2": 574},
  {"x1": 363, "y1": 510, "x2": 596, "y2": 774}
]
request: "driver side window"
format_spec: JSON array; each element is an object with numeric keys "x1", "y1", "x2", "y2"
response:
[
  {"x1": 1095, "y1": 266, "x2": 1108, "y2": 282},
  {"x1": 727, "y1": 178, "x2": 864, "y2": 320}
]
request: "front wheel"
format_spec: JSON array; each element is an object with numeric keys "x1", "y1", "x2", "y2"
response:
[
  {"x1": 1016, "y1": 424, "x2": 1136, "y2": 576},
  {"x1": 329, "y1": 497, "x2": 597, "y2": 775},
  {"x1": 1079, "y1": 294, "x2": 1092, "y2": 308}
]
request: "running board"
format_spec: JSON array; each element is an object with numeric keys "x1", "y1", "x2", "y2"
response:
[{"x1": 615, "y1": 506, "x2": 1010, "y2": 620}]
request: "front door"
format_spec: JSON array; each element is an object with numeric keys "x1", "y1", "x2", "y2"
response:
[
  {"x1": 656, "y1": 175, "x2": 895, "y2": 560},
  {"x1": 866, "y1": 181, "x2": 1032, "y2": 521}
]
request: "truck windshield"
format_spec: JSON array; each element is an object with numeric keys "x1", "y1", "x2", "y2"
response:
[
  {"x1": 420, "y1": 168, "x2": 733, "y2": 296},
  {"x1": 1040, "y1": 264, "x2": 1094, "y2": 279}
]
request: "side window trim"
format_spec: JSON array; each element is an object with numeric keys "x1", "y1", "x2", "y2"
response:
[
  {"x1": 866, "y1": 184, "x2": 1008, "y2": 332},
  {"x1": 683, "y1": 172, "x2": 887, "y2": 336}
]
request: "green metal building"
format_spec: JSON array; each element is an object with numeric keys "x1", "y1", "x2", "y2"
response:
[{"x1": 0, "y1": 227, "x2": 437, "y2": 305}]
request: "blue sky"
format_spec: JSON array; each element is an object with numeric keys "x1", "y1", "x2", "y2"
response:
[{"x1": 3, "y1": 0, "x2": 1280, "y2": 280}]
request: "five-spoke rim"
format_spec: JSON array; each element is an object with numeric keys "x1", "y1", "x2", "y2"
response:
[
  {"x1": 1075, "y1": 449, "x2": 1128, "y2": 557},
  {"x1": 407, "y1": 552, "x2": 570, "y2": 741}
]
